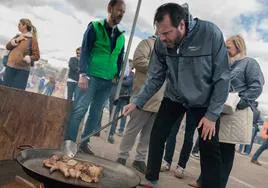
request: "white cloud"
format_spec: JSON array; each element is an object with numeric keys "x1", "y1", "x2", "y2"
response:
[{"x1": 258, "y1": 18, "x2": 268, "y2": 31}]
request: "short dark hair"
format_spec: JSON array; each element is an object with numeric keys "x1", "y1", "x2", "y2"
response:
[
  {"x1": 76, "y1": 47, "x2": 81, "y2": 52},
  {"x1": 108, "y1": 0, "x2": 125, "y2": 7},
  {"x1": 154, "y1": 3, "x2": 186, "y2": 27}
]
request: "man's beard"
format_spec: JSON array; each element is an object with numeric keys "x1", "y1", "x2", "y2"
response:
[
  {"x1": 112, "y1": 16, "x2": 122, "y2": 25},
  {"x1": 164, "y1": 33, "x2": 184, "y2": 48},
  {"x1": 174, "y1": 33, "x2": 184, "y2": 46}
]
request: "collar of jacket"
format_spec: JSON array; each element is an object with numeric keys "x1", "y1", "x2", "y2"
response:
[{"x1": 230, "y1": 53, "x2": 247, "y2": 64}]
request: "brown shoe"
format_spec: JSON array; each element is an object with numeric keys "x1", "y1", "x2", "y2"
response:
[
  {"x1": 188, "y1": 181, "x2": 200, "y2": 188},
  {"x1": 251, "y1": 159, "x2": 262, "y2": 166}
]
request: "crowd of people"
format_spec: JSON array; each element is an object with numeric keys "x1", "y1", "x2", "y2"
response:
[{"x1": 0, "y1": 0, "x2": 267, "y2": 188}]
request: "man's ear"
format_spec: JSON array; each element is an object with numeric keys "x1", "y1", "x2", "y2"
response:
[
  {"x1": 177, "y1": 20, "x2": 185, "y2": 33},
  {"x1": 107, "y1": 5, "x2": 112, "y2": 13}
]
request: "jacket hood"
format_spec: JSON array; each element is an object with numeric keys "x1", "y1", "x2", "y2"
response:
[{"x1": 181, "y1": 3, "x2": 196, "y2": 34}]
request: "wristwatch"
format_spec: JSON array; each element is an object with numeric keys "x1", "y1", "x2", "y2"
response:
[{"x1": 79, "y1": 73, "x2": 90, "y2": 80}]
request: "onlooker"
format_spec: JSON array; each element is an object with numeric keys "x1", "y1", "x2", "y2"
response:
[
  {"x1": 4, "y1": 18, "x2": 40, "y2": 90},
  {"x1": 38, "y1": 77, "x2": 45, "y2": 93},
  {"x1": 67, "y1": 47, "x2": 80, "y2": 100},
  {"x1": 251, "y1": 120, "x2": 268, "y2": 166},
  {"x1": 116, "y1": 35, "x2": 166, "y2": 174},
  {"x1": 191, "y1": 34, "x2": 265, "y2": 188},
  {"x1": 218, "y1": 35, "x2": 264, "y2": 188},
  {"x1": 44, "y1": 76, "x2": 56, "y2": 96},
  {"x1": 108, "y1": 65, "x2": 134, "y2": 143},
  {"x1": 64, "y1": 0, "x2": 126, "y2": 154},
  {"x1": 123, "y1": 3, "x2": 230, "y2": 187}
]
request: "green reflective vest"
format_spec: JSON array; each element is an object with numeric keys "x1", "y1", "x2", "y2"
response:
[{"x1": 88, "y1": 20, "x2": 125, "y2": 80}]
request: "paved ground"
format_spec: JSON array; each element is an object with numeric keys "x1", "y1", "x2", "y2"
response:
[{"x1": 87, "y1": 111, "x2": 268, "y2": 188}]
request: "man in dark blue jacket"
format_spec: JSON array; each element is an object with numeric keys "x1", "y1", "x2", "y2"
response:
[
  {"x1": 66, "y1": 47, "x2": 80, "y2": 100},
  {"x1": 123, "y1": 3, "x2": 230, "y2": 188}
]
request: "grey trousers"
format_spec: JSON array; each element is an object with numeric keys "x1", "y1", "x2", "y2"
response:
[{"x1": 118, "y1": 108, "x2": 156, "y2": 162}]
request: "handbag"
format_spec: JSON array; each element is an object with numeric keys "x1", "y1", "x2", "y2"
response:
[
  {"x1": 219, "y1": 107, "x2": 253, "y2": 144},
  {"x1": 2, "y1": 37, "x2": 32, "y2": 67},
  {"x1": 222, "y1": 92, "x2": 240, "y2": 115}
]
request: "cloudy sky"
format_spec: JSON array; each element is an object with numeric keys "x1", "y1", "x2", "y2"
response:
[{"x1": 0, "y1": 0, "x2": 267, "y2": 111}]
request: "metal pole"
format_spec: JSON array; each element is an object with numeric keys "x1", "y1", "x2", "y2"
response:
[{"x1": 107, "y1": 0, "x2": 142, "y2": 139}]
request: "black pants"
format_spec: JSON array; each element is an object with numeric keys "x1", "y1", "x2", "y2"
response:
[
  {"x1": 146, "y1": 98, "x2": 221, "y2": 188},
  {"x1": 197, "y1": 143, "x2": 235, "y2": 188},
  {"x1": 3, "y1": 66, "x2": 30, "y2": 90},
  {"x1": 67, "y1": 81, "x2": 78, "y2": 100},
  {"x1": 220, "y1": 143, "x2": 235, "y2": 188},
  {"x1": 192, "y1": 135, "x2": 200, "y2": 153},
  {"x1": 164, "y1": 111, "x2": 198, "y2": 169}
]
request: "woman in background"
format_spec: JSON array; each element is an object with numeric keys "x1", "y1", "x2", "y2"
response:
[
  {"x1": 4, "y1": 18, "x2": 40, "y2": 90},
  {"x1": 190, "y1": 35, "x2": 264, "y2": 188}
]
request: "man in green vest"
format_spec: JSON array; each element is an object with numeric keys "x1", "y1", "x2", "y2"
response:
[{"x1": 65, "y1": 0, "x2": 126, "y2": 154}]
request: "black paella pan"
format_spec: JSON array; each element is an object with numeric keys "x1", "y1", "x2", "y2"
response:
[{"x1": 16, "y1": 148, "x2": 140, "y2": 188}]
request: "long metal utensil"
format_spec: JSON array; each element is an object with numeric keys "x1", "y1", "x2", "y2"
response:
[{"x1": 62, "y1": 114, "x2": 124, "y2": 158}]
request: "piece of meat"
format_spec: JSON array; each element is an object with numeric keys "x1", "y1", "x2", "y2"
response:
[
  {"x1": 57, "y1": 161, "x2": 70, "y2": 177},
  {"x1": 43, "y1": 159, "x2": 57, "y2": 169},
  {"x1": 67, "y1": 159, "x2": 78, "y2": 166},
  {"x1": 74, "y1": 163, "x2": 84, "y2": 171},
  {"x1": 89, "y1": 166, "x2": 101, "y2": 177},
  {"x1": 69, "y1": 168, "x2": 81, "y2": 179},
  {"x1": 61, "y1": 155, "x2": 71, "y2": 162},
  {"x1": 50, "y1": 154, "x2": 61, "y2": 161},
  {"x1": 89, "y1": 166, "x2": 102, "y2": 183},
  {"x1": 80, "y1": 173, "x2": 92, "y2": 183}
]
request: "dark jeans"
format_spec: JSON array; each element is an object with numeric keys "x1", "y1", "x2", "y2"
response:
[
  {"x1": 239, "y1": 126, "x2": 259, "y2": 155},
  {"x1": 163, "y1": 118, "x2": 181, "y2": 165},
  {"x1": 197, "y1": 143, "x2": 235, "y2": 188},
  {"x1": 192, "y1": 136, "x2": 200, "y2": 153},
  {"x1": 109, "y1": 99, "x2": 128, "y2": 136},
  {"x1": 67, "y1": 81, "x2": 78, "y2": 100},
  {"x1": 3, "y1": 66, "x2": 30, "y2": 90},
  {"x1": 252, "y1": 139, "x2": 268, "y2": 161},
  {"x1": 146, "y1": 98, "x2": 221, "y2": 188},
  {"x1": 64, "y1": 77, "x2": 113, "y2": 144},
  {"x1": 163, "y1": 111, "x2": 197, "y2": 169},
  {"x1": 44, "y1": 88, "x2": 54, "y2": 96}
]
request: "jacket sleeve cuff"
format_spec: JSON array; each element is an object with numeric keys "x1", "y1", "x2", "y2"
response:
[
  {"x1": 205, "y1": 111, "x2": 219, "y2": 122},
  {"x1": 131, "y1": 97, "x2": 144, "y2": 110}
]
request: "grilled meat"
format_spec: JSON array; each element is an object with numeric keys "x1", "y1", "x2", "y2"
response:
[{"x1": 42, "y1": 155, "x2": 102, "y2": 183}]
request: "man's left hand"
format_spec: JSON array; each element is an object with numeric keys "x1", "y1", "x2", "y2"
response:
[{"x1": 198, "y1": 117, "x2": 216, "y2": 141}]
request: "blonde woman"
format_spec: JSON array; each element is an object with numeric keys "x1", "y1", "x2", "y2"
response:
[
  {"x1": 4, "y1": 18, "x2": 40, "y2": 90},
  {"x1": 190, "y1": 35, "x2": 264, "y2": 188}
]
